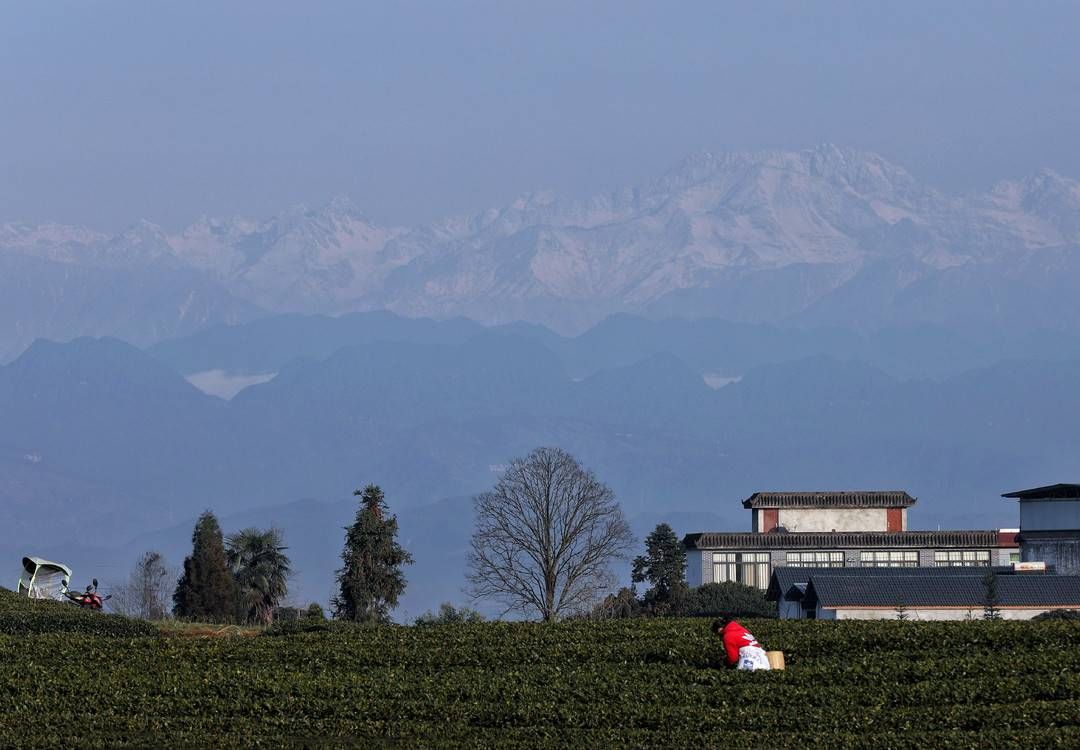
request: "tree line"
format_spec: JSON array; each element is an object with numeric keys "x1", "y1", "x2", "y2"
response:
[
  {"x1": 167, "y1": 483, "x2": 411, "y2": 624},
  {"x1": 116, "y1": 446, "x2": 769, "y2": 624}
]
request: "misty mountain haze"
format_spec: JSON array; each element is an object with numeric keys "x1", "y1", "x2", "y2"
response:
[
  {"x1": 2, "y1": 308, "x2": 1078, "y2": 611},
  {"x1": 5, "y1": 146, "x2": 1080, "y2": 360}
]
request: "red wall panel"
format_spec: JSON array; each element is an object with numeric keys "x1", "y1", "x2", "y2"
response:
[{"x1": 887, "y1": 508, "x2": 903, "y2": 532}]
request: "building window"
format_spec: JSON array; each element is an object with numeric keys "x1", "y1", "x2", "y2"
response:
[
  {"x1": 786, "y1": 551, "x2": 845, "y2": 568},
  {"x1": 739, "y1": 553, "x2": 771, "y2": 589},
  {"x1": 1009, "y1": 552, "x2": 1020, "y2": 564},
  {"x1": 859, "y1": 550, "x2": 918, "y2": 568},
  {"x1": 934, "y1": 550, "x2": 990, "y2": 567},
  {"x1": 712, "y1": 552, "x2": 771, "y2": 589},
  {"x1": 712, "y1": 552, "x2": 737, "y2": 583}
]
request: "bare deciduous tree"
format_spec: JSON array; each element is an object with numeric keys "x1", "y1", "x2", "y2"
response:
[
  {"x1": 467, "y1": 447, "x2": 634, "y2": 621},
  {"x1": 109, "y1": 551, "x2": 175, "y2": 620}
]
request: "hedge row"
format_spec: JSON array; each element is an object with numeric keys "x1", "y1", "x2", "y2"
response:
[
  {"x1": 0, "y1": 588, "x2": 157, "y2": 637},
  {"x1": 0, "y1": 618, "x2": 1077, "y2": 748}
]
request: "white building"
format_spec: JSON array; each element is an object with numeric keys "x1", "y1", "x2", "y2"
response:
[
  {"x1": 684, "y1": 491, "x2": 1019, "y2": 590},
  {"x1": 1002, "y1": 484, "x2": 1080, "y2": 575}
]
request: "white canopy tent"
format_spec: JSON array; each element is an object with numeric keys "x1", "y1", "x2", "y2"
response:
[{"x1": 17, "y1": 557, "x2": 72, "y2": 601}]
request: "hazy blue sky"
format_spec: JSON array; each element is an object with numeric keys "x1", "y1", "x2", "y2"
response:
[{"x1": 2, "y1": 1, "x2": 1079, "y2": 230}]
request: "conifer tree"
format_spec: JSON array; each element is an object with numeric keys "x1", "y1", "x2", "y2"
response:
[
  {"x1": 332, "y1": 485, "x2": 413, "y2": 623},
  {"x1": 632, "y1": 522, "x2": 689, "y2": 615},
  {"x1": 173, "y1": 511, "x2": 238, "y2": 621},
  {"x1": 982, "y1": 569, "x2": 1002, "y2": 621}
]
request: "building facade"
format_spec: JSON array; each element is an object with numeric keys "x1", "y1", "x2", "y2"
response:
[
  {"x1": 791, "y1": 570, "x2": 1080, "y2": 621},
  {"x1": 684, "y1": 491, "x2": 1019, "y2": 590},
  {"x1": 1002, "y1": 484, "x2": 1080, "y2": 575}
]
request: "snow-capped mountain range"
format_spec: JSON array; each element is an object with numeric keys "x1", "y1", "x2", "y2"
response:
[{"x1": 4, "y1": 144, "x2": 1080, "y2": 359}]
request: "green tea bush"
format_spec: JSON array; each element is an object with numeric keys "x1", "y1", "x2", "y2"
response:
[
  {"x1": 0, "y1": 587, "x2": 157, "y2": 637},
  {"x1": 0, "y1": 616, "x2": 1077, "y2": 748}
]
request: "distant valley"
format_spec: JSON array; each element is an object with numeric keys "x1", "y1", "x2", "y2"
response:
[{"x1": 3, "y1": 312, "x2": 1079, "y2": 614}]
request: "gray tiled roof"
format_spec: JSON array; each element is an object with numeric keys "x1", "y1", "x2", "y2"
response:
[
  {"x1": 1002, "y1": 483, "x2": 1080, "y2": 500},
  {"x1": 805, "y1": 574, "x2": 1080, "y2": 609},
  {"x1": 742, "y1": 491, "x2": 916, "y2": 509},
  {"x1": 766, "y1": 565, "x2": 1013, "y2": 601},
  {"x1": 684, "y1": 529, "x2": 1000, "y2": 551}
]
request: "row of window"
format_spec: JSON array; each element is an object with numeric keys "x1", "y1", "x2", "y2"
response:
[
  {"x1": 861, "y1": 550, "x2": 919, "y2": 567},
  {"x1": 710, "y1": 549, "x2": 1003, "y2": 588},
  {"x1": 934, "y1": 549, "x2": 992, "y2": 566}
]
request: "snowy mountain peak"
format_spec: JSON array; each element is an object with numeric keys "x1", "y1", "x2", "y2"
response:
[
  {"x1": 3, "y1": 147, "x2": 1079, "y2": 340},
  {"x1": 324, "y1": 194, "x2": 363, "y2": 219},
  {"x1": 986, "y1": 168, "x2": 1080, "y2": 242}
]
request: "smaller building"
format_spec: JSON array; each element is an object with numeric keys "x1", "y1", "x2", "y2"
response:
[
  {"x1": 746, "y1": 490, "x2": 914, "y2": 533},
  {"x1": 797, "y1": 571, "x2": 1080, "y2": 621},
  {"x1": 766, "y1": 566, "x2": 1014, "y2": 619},
  {"x1": 1002, "y1": 484, "x2": 1080, "y2": 575}
]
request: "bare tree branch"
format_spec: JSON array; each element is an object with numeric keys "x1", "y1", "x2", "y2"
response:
[
  {"x1": 467, "y1": 447, "x2": 634, "y2": 621},
  {"x1": 108, "y1": 551, "x2": 177, "y2": 620}
]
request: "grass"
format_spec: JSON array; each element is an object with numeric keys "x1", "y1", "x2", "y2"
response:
[{"x1": 155, "y1": 620, "x2": 262, "y2": 638}]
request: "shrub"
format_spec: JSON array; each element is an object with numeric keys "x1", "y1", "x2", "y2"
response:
[
  {"x1": 266, "y1": 603, "x2": 331, "y2": 633},
  {"x1": 685, "y1": 582, "x2": 777, "y2": 618},
  {"x1": 590, "y1": 587, "x2": 642, "y2": 619},
  {"x1": 262, "y1": 616, "x2": 332, "y2": 636},
  {"x1": 1033, "y1": 609, "x2": 1080, "y2": 621},
  {"x1": 414, "y1": 602, "x2": 485, "y2": 625},
  {"x1": 274, "y1": 606, "x2": 304, "y2": 623}
]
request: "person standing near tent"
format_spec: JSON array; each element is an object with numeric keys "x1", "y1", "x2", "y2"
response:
[{"x1": 712, "y1": 616, "x2": 771, "y2": 671}]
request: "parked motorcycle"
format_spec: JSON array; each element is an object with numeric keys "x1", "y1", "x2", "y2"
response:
[{"x1": 64, "y1": 578, "x2": 111, "y2": 611}]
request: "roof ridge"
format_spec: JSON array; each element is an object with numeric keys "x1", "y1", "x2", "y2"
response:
[
  {"x1": 686, "y1": 529, "x2": 1005, "y2": 549},
  {"x1": 742, "y1": 491, "x2": 916, "y2": 509},
  {"x1": 804, "y1": 573, "x2": 1080, "y2": 608}
]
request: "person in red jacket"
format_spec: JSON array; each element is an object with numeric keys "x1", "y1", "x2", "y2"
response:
[{"x1": 712, "y1": 616, "x2": 771, "y2": 671}]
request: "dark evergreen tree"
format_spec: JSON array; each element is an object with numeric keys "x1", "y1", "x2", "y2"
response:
[
  {"x1": 332, "y1": 484, "x2": 413, "y2": 623},
  {"x1": 631, "y1": 523, "x2": 689, "y2": 615},
  {"x1": 172, "y1": 511, "x2": 238, "y2": 621},
  {"x1": 982, "y1": 569, "x2": 1002, "y2": 621}
]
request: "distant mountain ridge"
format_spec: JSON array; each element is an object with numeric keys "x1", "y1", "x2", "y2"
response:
[
  {"x1": 4, "y1": 144, "x2": 1080, "y2": 358},
  {"x1": 5, "y1": 329, "x2": 1080, "y2": 610}
]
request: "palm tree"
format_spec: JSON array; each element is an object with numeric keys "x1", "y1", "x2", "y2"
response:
[{"x1": 226, "y1": 527, "x2": 292, "y2": 624}]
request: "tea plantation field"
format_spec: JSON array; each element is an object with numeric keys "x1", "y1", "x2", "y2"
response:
[{"x1": 1, "y1": 592, "x2": 1078, "y2": 748}]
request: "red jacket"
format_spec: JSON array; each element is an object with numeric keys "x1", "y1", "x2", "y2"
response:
[{"x1": 721, "y1": 621, "x2": 761, "y2": 666}]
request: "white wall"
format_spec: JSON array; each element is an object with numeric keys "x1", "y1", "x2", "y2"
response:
[
  {"x1": 686, "y1": 550, "x2": 705, "y2": 587},
  {"x1": 828, "y1": 607, "x2": 1064, "y2": 621},
  {"x1": 779, "y1": 508, "x2": 887, "y2": 532},
  {"x1": 1020, "y1": 500, "x2": 1080, "y2": 531}
]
